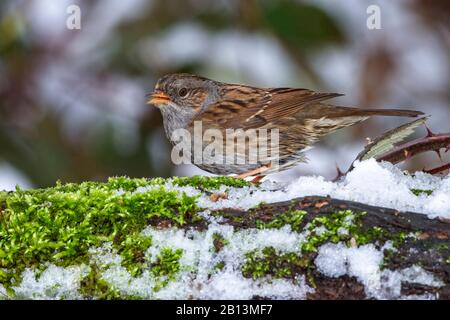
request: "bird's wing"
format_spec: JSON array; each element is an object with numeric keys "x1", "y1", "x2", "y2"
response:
[{"x1": 192, "y1": 85, "x2": 343, "y2": 129}]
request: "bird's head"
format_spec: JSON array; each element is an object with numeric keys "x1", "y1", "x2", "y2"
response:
[{"x1": 147, "y1": 73, "x2": 219, "y2": 120}]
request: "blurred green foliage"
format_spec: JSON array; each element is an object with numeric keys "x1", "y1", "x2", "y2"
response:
[{"x1": 263, "y1": 1, "x2": 344, "y2": 49}]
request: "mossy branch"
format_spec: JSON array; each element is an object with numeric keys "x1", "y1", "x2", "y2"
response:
[
  {"x1": 1, "y1": 177, "x2": 449, "y2": 299},
  {"x1": 214, "y1": 196, "x2": 450, "y2": 299}
]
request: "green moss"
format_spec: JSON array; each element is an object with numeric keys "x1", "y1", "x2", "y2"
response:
[
  {"x1": 0, "y1": 191, "x2": 8, "y2": 206},
  {"x1": 106, "y1": 177, "x2": 159, "y2": 192},
  {"x1": 108, "y1": 175, "x2": 251, "y2": 191},
  {"x1": 381, "y1": 248, "x2": 396, "y2": 269},
  {"x1": 251, "y1": 201, "x2": 266, "y2": 209},
  {"x1": 391, "y1": 231, "x2": 409, "y2": 248},
  {"x1": 212, "y1": 233, "x2": 229, "y2": 253},
  {"x1": 79, "y1": 264, "x2": 122, "y2": 300},
  {"x1": 244, "y1": 210, "x2": 411, "y2": 281},
  {"x1": 53, "y1": 175, "x2": 249, "y2": 194},
  {"x1": 410, "y1": 188, "x2": 433, "y2": 196},
  {"x1": 446, "y1": 257, "x2": 450, "y2": 265},
  {"x1": 213, "y1": 261, "x2": 225, "y2": 273},
  {"x1": 242, "y1": 247, "x2": 308, "y2": 280},
  {"x1": 116, "y1": 234, "x2": 152, "y2": 277},
  {"x1": 0, "y1": 178, "x2": 200, "y2": 293},
  {"x1": 77, "y1": 245, "x2": 184, "y2": 298},
  {"x1": 151, "y1": 247, "x2": 183, "y2": 277},
  {"x1": 151, "y1": 247, "x2": 183, "y2": 291},
  {"x1": 299, "y1": 210, "x2": 391, "y2": 253},
  {"x1": 0, "y1": 175, "x2": 250, "y2": 297},
  {"x1": 436, "y1": 243, "x2": 450, "y2": 251},
  {"x1": 171, "y1": 176, "x2": 250, "y2": 189},
  {"x1": 243, "y1": 209, "x2": 411, "y2": 281},
  {"x1": 256, "y1": 210, "x2": 307, "y2": 232}
]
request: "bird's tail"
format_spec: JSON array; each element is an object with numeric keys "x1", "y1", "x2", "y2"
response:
[
  {"x1": 300, "y1": 105, "x2": 424, "y2": 144},
  {"x1": 343, "y1": 108, "x2": 423, "y2": 118},
  {"x1": 321, "y1": 106, "x2": 424, "y2": 119}
]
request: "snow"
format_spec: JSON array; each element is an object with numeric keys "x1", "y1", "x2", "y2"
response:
[
  {"x1": 142, "y1": 159, "x2": 450, "y2": 220},
  {"x1": 6, "y1": 223, "x2": 443, "y2": 299},
  {"x1": 1, "y1": 159, "x2": 448, "y2": 300},
  {"x1": 87, "y1": 224, "x2": 312, "y2": 299},
  {"x1": 0, "y1": 162, "x2": 33, "y2": 191},
  {"x1": 11, "y1": 264, "x2": 89, "y2": 300},
  {"x1": 315, "y1": 243, "x2": 443, "y2": 299},
  {"x1": 2, "y1": 224, "x2": 312, "y2": 300}
]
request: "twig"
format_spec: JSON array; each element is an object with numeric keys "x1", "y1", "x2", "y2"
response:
[
  {"x1": 375, "y1": 133, "x2": 450, "y2": 164},
  {"x1": 344, "y1": 117, "x2": 450, "y2": 177},
  {"x1": 425, "y1": 162, "x2": 450, "y2": 175}
]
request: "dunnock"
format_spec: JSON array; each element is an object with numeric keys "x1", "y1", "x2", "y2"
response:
[{"x1": 147, "y1": 74, "x2": 423, "y2": 181}]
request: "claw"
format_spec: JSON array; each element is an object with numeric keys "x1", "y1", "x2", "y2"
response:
[
  {"x1": 250, "y1": 176, "x2": 265, "y2": 183},
  {"x1": 404, "y1": 149, "x2": 411, "y2": 160},
  {"x1": 333, "y1": 164, "x2": 345, "y2": 182},
  {"x1": 236, "y1": 164, "x2": 272, "y2": 180},
  {"x1": 425, "y1": 124, "x2": 437, "y2": 138},
  {"x1": 425, "y1": 162, "x2": 450, "y2": 175},
  {"x1": 434, "y1": 149, "x2": 443, "y2": 162}
]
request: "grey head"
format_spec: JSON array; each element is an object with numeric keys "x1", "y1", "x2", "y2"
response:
[{"x1": 147, "y1": 73, "x2": 220, "y2": 141}]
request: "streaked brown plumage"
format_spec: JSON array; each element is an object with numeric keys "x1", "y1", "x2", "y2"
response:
[{"x1": 147, "y1": 73, "x2": 423, "y2": 178}]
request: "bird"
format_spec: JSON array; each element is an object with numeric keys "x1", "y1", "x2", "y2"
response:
[{"x1": 147, "y1": 73, "x2": 423, "y2": 182}]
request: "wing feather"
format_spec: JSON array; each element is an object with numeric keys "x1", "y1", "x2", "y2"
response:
[{"x1": 193, "y1": 85, "x2": 343, "y2": 130}]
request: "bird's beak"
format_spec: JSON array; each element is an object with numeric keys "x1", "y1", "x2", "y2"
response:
[{"x1": 146, "y1": 91, "x2": 171, "y2": 106}]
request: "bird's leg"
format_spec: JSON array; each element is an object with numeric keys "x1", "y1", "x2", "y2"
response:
[{"x1": 236, "y1": 164, "x2": 271, "y2": 180}]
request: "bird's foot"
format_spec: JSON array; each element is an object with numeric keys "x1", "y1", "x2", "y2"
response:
[
  {"x1": 236, "y1": 164, "x2": 271, "y2": 182},
  {"x1": 250, "y1": 175, "x2": 265, "y2": 183}
]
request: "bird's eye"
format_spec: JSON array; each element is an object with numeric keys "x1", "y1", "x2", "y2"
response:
[{"x1": 178, "y1": 87, "x2": 188, "y2": 97}]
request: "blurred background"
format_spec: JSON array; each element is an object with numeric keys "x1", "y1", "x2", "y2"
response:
[{"x1": 0, "y1": 0, "x2": 449, "y2": 190}]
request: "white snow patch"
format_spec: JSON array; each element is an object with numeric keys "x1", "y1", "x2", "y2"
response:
[
  {"x1": 3, "y1": 224, "x2": 311, "y2": 300},
  {"x1": 194, "y1": 272, "x2": 312, "y2": 300},
  {"x1": 315, "y1": 243, "x2": 444, "y2": 300},
  {"x1": 96, "y1": 224, "x2": 312, "y2": 299},
  {"x1": 11, "y1": 264, "x2": 89, "y2": 300},
  {"x1": 150, "y1": 159, "x2": 449, "y2": 219}
]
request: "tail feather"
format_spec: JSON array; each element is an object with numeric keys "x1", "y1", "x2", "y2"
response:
[
  {"x1": 344, "y1": 108, "x2": 424, "y2": 117},
  {"x1": 303, "y1": 104, "x2": 424, "y2": 119},
  {"x1": 301, "y1": 106, "x2": 424, "y2": 143}
]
